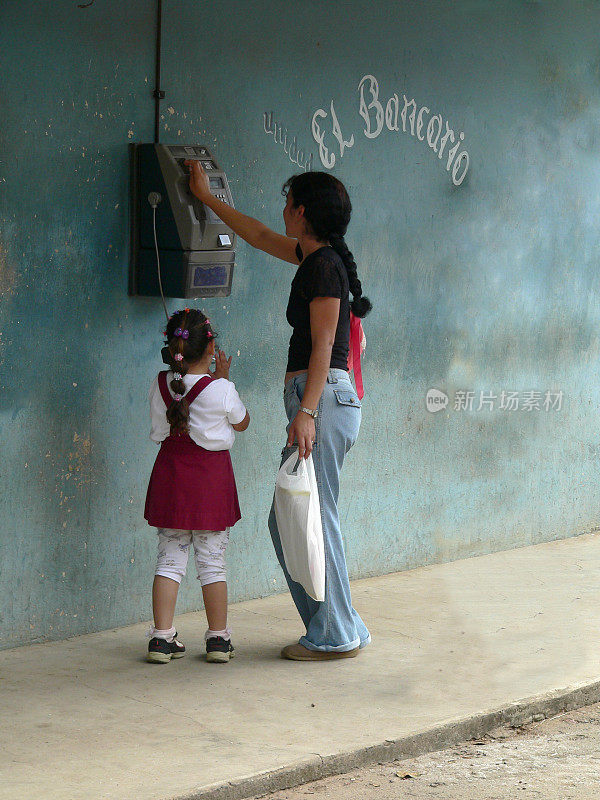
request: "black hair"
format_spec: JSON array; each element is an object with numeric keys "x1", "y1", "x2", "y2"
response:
[
  {"x1": 163, "y1": 308, "x2": 218, "y2": 435},
  {"x1": 282, "y1": 172, "x2": 373, "y2": 318}
]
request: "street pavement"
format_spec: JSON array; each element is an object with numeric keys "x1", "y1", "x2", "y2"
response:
[
  {"x1": 252, "y1": 701, "x2": 600, "y2": 800},
  {"x1": 2, "y1": 533, "x2": 600, "y2": 800}
]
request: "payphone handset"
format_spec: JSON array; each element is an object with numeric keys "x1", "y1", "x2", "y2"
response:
[
  {"x1": 129, "y1": 143, "x2": 237, "y2": 300},
  {"x1": 156, "y1": 145, "x2": 235, "y2": 252}
]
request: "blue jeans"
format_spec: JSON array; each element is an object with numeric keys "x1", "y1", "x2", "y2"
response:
[{"x1": 268, "y1": 368, "x2": 371, "y2": 652}]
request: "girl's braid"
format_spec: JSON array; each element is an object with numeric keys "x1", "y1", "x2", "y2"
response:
[{"x1": 164, "y1": 309, "x2": 216, "y2": 435}]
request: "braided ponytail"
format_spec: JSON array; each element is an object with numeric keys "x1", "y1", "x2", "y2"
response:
[
  {"x1": 329, "y1": 233, "x2": 373, "y2": 318},
  {"x1": 163, "y1": 309, "x2": 217, "y2": 435}
]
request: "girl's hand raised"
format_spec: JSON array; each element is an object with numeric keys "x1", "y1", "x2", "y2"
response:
[
  {"x1": 184, "y1": 159, "x2": 211, "y2": 203},
  {"x1": 211, "y1": 349, "x2": 232, "y2": 380}
]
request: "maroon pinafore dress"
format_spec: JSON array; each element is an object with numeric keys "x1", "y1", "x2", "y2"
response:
[{"x1": 144, "y1": 371, "x2": 241, "y2": 532}]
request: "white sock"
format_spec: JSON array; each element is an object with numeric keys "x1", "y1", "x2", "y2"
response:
[
  {"x1": 149, "y1": 625, "x2": 176, "y2": 642},
  {"x1": 205, "y1": 626, "x2": 231, "y2": 642}
]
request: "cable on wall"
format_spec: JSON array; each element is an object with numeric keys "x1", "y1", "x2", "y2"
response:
[{"x1": 153, "y1": 0, "x2": 164, "y2": 144}]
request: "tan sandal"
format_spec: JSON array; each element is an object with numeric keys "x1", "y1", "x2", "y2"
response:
[{"x1": 280, "y1": 643, "x2": 359, "y2": 661}]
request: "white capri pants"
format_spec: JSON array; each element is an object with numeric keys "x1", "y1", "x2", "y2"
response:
[{"x1": 155, "y1": 527, "x2": 230, "y2": 586}]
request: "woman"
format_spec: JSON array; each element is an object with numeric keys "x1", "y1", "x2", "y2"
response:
[{"x1": 185, "y1": 160, "x2": 373, "y2": 660}]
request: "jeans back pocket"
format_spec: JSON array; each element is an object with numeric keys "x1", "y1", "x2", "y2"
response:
[{"x1": 333, "y1": 387, "x2": 361, "y2": 407}]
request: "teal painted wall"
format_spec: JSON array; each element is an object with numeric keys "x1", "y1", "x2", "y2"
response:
[{"x1": 2, "y1": 0, "x2": 600, "y2": 648}]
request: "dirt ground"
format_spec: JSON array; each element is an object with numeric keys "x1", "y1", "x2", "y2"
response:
[{"x1": 254, "y1": 701, "x2": 600, "y2": 800}]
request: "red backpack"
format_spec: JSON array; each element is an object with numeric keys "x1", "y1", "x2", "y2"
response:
[{"x1": 347, "y1": 311, "x2": 366, "y2": 400}]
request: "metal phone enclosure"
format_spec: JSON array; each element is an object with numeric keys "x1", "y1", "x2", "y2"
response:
[{"x1": 129, "y1": 143, "x2": 236, "y2": 298}]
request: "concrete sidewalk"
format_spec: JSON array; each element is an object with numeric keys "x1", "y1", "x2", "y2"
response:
[{"x1": 3, "y1": 533, "x2": 600, "y2": 800}]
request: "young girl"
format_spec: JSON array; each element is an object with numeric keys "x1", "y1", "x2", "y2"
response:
[{"x1": 144, "y1": 308, "x2": 250, "y2": 664}]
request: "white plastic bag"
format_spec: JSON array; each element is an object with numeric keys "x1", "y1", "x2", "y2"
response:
[{"x1": 274, "y1": 448, "x2": 325, "y2": 602}]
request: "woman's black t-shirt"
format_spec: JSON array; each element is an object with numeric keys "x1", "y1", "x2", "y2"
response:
[{"x1": 285, "y1": 243, "x2": 350, "y2": 372}]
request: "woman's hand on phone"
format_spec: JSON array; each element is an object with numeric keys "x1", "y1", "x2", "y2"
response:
[
  {"x1": 184, "y1": 159, "x2": 211, "y2": 202},
  {"x1": 211, "y1": 349, "x2": 232, "y2": 380}
]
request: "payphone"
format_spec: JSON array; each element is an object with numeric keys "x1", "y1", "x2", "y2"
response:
[{"x1": 129, "y1": 144, "x2": 236, "y2": 299}]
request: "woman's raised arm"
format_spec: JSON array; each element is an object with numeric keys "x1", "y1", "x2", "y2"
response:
[{"x1": 185, "y1": 160, "x2": 299, "y2": 265}]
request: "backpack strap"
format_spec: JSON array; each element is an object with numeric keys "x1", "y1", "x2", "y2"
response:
[{"x1": 349, "y1": 312, "x2": 364, "y2": 400}]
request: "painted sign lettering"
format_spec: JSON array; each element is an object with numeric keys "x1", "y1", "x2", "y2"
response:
[
  {"x1": 263, "y1": 111, "x2": 314, "y2": 172},
  {"x1": 312, "y1": 74, "x2": 470, "y2": 185}
]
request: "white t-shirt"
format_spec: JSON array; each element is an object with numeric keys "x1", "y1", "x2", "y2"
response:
[{"x1": 149, "y1": 372, "x2": 247, "y2": 451}]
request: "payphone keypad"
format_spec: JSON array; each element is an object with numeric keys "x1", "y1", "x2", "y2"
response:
[
  {"x1": 175, "y1": 157, "x2": 230, "y2": 206},
  {"x1": 176, "y1": 157, "x2": 192, "y2": 177}
]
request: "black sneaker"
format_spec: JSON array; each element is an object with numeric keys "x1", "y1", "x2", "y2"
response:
[
  {"x1": 206, "y1": 636, "x2": 235, "y2": 663},
  {"x1": 147, "y1": 632, "x2": 186, "y2": 664}
]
